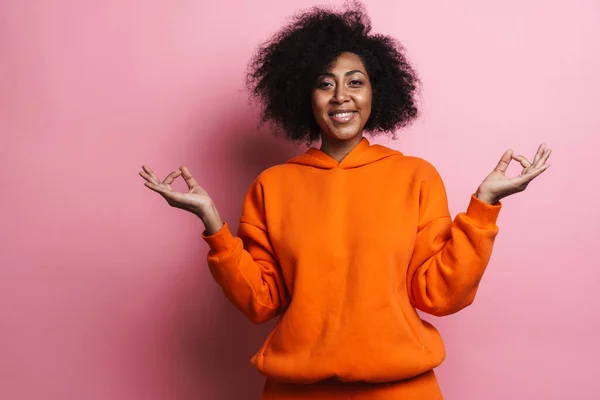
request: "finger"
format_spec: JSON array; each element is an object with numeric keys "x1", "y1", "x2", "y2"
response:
[
  {"x1": 143, "y1": 181, "x2": 168, "y2": 195},
  {"x1": 517, "y1": 163, "x2": 551, "y2": 185},
  {"x1": 139, "y1": 170, "x2": 155, "y2": 183},
  {"x1": 527, "y1": 163, "x2": 551, "y2": 180},
  {"x1": 493, "y1": 149, "x2": 514, "y2": 175},
  {"x1": 140, "y1": 169, "x2": 159, "y2": 185},
  {"x1": 179, "y1": 166, "x2": 199, "y2": 190},
  {"x1": 162, "y1": 170, "x2": 182, "y2": 185},
  {"x1": 531, "y1": 143, "x2": 546, "y2": 167},
  {"x1": 512, "y1": 155, "x2": 532, "y2": 170},
  {"x1": 144, "y1": 181, "x2": 181, "y2": 201},
  {"x1": 536, "y1": 148, "x2": 552, "y2": 168},
  {"x1": 142, "y1": 165, "x2": 161, "y2": 184},
  {"x1": 532, "y1": 148, "x2": 551, "y2": 169}
]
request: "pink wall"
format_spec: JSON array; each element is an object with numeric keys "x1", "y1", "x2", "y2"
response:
[{"x1": 1, "y1": 0, "x2": 599, "y2": 399}]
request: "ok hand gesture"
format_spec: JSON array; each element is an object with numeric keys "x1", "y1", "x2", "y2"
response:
[
  {"x1": 476, "y1": 143, "x2": 552, "y2": 205},
  {"x1": 139, "y1": 165, "x2": 214, "y2": 214}
]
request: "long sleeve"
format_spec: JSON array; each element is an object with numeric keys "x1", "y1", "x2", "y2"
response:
[
  {"x1": 202, "y1": 179, "x2": 290, "y2": 324},
  {"x1": 406, "y1": 160, "x2": 502, "y2": 317}
]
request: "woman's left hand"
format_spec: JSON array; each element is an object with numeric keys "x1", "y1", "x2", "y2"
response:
[{"x1": 475, "y1": 143, "x2": 552, "y2": 205}]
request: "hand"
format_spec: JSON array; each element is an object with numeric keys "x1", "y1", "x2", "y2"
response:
[
  {"x1": 475, "y1": 143, "x2": 552, "y2": 204},
  {"x1": 139, "y1": 165, "x2": 215, "y2": 217}
]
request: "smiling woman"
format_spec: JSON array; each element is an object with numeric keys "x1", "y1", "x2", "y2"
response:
[
  {"x1": 140, "y1": 1, "x2": 551, "y2": 399},
  {"x1": 244, "y1": 1, "x2": 420, "y2": 146},
  {"x1": 311, "y1": 53, "x2": 373, "y2": 160}
]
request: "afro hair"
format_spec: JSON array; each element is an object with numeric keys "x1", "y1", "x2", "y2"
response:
[{"x1": 245, "y1": 1, "x2": 421, "y2": 144}]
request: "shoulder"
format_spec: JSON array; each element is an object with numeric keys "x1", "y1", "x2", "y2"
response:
[
  {"x1": 375, "y1": 147, "x2": 440, "y2": 177},
  {"x1": 253, "y1": 163, "x2": 295, "y2": 184},
  {"x1": 406, "y1": 156, "x2": 441, "y2": 177},
  {"x1": 380, "y1": 151, "x2": 446, "y2": 189},
  {"x1": 401, "y1": 156, "x2": 446, "y2": 190},
  {"x1": 243, "y1": 163, "x2": 298, "y2": 196}
]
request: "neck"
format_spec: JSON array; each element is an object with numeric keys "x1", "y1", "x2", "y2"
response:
[{"x1": 319, "y1": 134, "x2": 363, "y2": 163}]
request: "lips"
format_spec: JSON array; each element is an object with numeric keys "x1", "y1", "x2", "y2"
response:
[{"x1": 329, "y1": 110, "x2": 357, "y2": 124}]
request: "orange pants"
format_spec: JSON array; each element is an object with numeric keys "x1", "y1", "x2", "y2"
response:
[{"x1": 260, "y1": 370, "x2": 443, "y2": 399}]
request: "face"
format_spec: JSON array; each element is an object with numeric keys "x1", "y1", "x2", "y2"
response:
[{"x1": 311, "y1": 52, "x2": 372, "y2": 143}]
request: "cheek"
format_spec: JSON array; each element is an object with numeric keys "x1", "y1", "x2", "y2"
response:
[
  {"x1": 359, "y1": 90, "x2": 373, "y2": 114},
  {"x1": 311, "y1": 93, "x2": 329, "y2": 119}
]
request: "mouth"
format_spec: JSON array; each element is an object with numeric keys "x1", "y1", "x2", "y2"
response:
[{"x1": 328, "y1": 110, "x2": 358, "y2": 124}]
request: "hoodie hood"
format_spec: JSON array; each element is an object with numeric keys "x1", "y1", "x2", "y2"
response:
[{"x1": 286, "y1": 137, "x2": 402, "y2": 170}]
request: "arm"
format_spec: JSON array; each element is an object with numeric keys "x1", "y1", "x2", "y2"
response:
[
  {"x1": 406, "y1": 143, "x2": 552, "y2": 316},
  {"x1": 202, "y1": 179, "x2": 290, "y2": 324},
  {"x1": 406, "y1": 160, "x2": 501, "y2": 317}
]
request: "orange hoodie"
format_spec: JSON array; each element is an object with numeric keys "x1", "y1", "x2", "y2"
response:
[{"x1": 202, "y1": 137, "x2": 501, "y2": 384}]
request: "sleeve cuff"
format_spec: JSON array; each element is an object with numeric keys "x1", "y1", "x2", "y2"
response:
[
  {"x1": 466, "y1": 193, "x2": 502, "y2": 229},
  {"x1": 202, "y1": 222, "x2": 237, "y2": 253}
]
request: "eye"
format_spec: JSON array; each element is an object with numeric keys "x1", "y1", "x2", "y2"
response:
[
  {"x1": 317, "y1": 81, "x2": 333, "y2": 88},
  {"x1": 349, "y1": 80, "x2": 363, "y2": 86}
]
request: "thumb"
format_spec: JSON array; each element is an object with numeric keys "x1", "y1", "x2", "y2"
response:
[{"x1": 493, "y1": 149, "x2": 513, "y2": 175}]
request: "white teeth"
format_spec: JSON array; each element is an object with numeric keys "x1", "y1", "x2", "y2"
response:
[{"x1": 331, "y1": 112, "x2": 355, "y2": 117}]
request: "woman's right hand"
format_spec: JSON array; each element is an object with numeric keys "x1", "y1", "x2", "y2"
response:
[{"x1": 139, "y1": 165, "x2": 224, "y2": 234}]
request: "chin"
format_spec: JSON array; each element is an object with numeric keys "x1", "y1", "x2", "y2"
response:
[
  {"x1": 334, "y1": 132, "x2": 361, "y2": 141},
  {"x1": 326, "y1": 129, "x2": 362, "y2": 142},
  {"x1": 321, "y1": 122, "x2": 364, "y2": 142}
]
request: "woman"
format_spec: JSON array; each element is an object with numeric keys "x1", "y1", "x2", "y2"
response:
[{"x1": 139, "y1": 3, "x2": 551, "y2": 399}]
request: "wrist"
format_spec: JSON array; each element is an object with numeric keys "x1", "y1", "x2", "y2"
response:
[
  {"x1": 475, "y1": 189, "x2": 499, "y2": 205},
  {"x1": 197, "y1": 202, "x2": 224, "y2": 236},
  {"x1": 193, "y1": 199, "x2": 216, "y2": 218}
]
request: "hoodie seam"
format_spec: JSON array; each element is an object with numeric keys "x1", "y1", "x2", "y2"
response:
[{"x1": 287, "y1": 145, "x2": 403, "y2": 169}]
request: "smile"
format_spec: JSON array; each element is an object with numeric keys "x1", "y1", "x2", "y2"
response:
[{"x1": 329, "y1": 111, "x2": 357, "y2": 124}]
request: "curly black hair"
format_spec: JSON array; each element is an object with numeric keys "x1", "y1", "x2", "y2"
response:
[{"x1": 245, "y1": 1, "x2": 421, "y2": 144}]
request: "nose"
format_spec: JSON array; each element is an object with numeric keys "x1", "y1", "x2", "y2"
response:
[{"x1": 332, "y1": 85, "x2": 349, "y2": 103}]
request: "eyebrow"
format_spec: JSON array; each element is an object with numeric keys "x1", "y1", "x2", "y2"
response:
[{"x1": 318, "y1": 70, "x2": 367, "y2": 78}]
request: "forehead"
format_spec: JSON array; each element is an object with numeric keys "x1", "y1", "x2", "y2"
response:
[{"x1": 326, "y1": 52, "x2": 367, "y2": 74}]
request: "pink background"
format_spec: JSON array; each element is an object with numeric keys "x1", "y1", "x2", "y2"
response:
[{"x1": 1, "y1": 0, "x2": 599, "y2": 399}]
